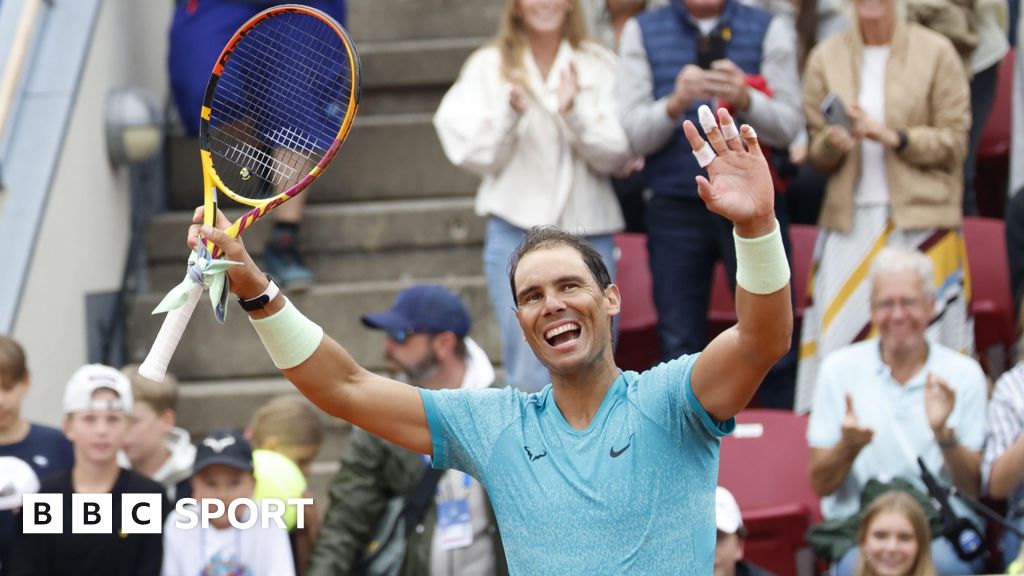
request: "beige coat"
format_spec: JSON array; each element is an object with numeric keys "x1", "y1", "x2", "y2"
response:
[{"x1": 804, "y1": 21, "x2": 971, "y2": 233}]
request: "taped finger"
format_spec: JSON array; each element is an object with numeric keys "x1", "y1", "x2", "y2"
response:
[
  {"x1": 693, "y1": 143, "x2": 717, "y2": 168},
  {"x1": 698, "y1": 105, "x2": 718, "y2": 135},
  {"x1": 721, "y1": 122, "x2": 739, "y2": 140}
]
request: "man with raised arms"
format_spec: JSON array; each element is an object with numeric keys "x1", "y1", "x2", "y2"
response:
[{"x1": 187, "y1": 106, "x2": 792, "y2": 574}]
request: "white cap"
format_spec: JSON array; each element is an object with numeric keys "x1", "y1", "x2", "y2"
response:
[
  {"x1": 62, "y1": 364, "x2": 133, "y2": 414},
  {"x1": 0, "y1": 457, "x2": 40, "y2": 511},
  {"x1": 716, "y1": 486, "x2": 744, "y2": 534}
]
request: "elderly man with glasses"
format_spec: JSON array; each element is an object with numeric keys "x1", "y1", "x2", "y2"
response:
[{"x1": 806, "y1": 246, "x2": 988, "y2": 575}]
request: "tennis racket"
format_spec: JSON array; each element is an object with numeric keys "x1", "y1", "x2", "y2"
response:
[{"x1": 139, "y1": 4, "x2": 360, "y2": 382}]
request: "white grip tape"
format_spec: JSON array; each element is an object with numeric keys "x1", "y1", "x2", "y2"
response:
[
  {"x1": 250, "y1": 298, "x2": 324, "y2": 370},
  {"x1": 139, "y1": 284, "x2": 203, "y2": 382},
  {"x1": 734, "y1": 219, "x2": 791, "y2": 295},
  {"x1": 721, "y1": 122, "x2": 740, "y2": 140},
  {"x1": 697, "y1": 104, "x2": 717, "y2": 134},
  {"x1": 693, "y1": 144, "x2": 717, "y2": 168}
]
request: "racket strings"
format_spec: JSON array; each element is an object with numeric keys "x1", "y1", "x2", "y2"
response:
[{"x1": 207, "y1": 11, "x2": 355, "y2": 202}]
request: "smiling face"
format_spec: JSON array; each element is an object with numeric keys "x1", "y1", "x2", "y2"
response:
[
  {"x1": 870, "y1": 269, "x2": 934, "y2": 358},
  {"x1": 516, "y1": 0, "x2": 571, "y2": 37},
  {"x1": 513, "y1": 245, "x2": 620, "y2": 378},
  {"x1": 861, "y1": 511, "x2": 920, "y2": 576}
]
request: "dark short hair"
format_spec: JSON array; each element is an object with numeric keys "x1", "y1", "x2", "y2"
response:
[
  {"x1": 507, "y1": 226, "x2": 612, "y2": 304},
  {"x1": 0, "y1": 335, "x2": 28, "y2": 390}
]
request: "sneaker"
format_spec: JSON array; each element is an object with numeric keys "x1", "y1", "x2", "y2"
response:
[{"x1": 264, "y1": 243, "x2": 314, "y2": 290}]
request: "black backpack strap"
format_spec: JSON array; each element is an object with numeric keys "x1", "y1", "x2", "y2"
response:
[{"x1": 402, "y1": 466, "x2": 445, "y2": 536}]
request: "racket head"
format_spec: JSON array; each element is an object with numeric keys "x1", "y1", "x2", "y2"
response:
[{"x1": 199, "y1": 4, "x2": 360, "y2": 234}]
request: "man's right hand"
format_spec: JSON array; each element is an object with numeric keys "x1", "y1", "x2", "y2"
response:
[
  {"x1": 188, "y1": 206, "x2": 269, "y2": 301},
  {"x1": 841, "y1": 392, "x2": 874, "y2": 451},
  {"x1": 666, "y1": 65, "x2": 708, "y2": 119}
]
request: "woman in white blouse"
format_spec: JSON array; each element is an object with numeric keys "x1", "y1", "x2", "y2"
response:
[{"x1": 434, "y1": 0, "x2": 633, "y2": 393}]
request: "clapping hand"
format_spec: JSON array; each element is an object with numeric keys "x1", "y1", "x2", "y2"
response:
[
  {"x1": 841, "y1": 392, "x2": 874, "y2": 451},
  {"x1": 557, "y1": 60, "x2": 579, "y2": 115},
  {"x1": 924, "y1": 372, "x2": 956, "y2": 433}
]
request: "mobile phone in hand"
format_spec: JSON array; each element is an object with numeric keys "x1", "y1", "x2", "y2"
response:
[
  {"x1": 696, "y1": 32, "x2": 727, "y2": 69},
  {"x1": 820, "y1": 92, "x2": 853, "y2": 131}
]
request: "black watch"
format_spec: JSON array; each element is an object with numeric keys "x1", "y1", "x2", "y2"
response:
[
  {"x1": 895, "y1": 130, "x2": 909, "y2": 153},
  {"x1": 238, "y1": 274, "x2": 280, "y2": 311}
]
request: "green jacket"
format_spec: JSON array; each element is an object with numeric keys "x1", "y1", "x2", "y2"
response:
[{"x1": 306, "y1": 426, "x2": 507, "y2": 576}]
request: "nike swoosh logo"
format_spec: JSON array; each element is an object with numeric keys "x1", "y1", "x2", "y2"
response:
[{"x1": 610, "y1": 433, "x2": 635, "y2": 458}]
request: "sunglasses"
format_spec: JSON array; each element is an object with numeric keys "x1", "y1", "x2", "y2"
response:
[
  {"x1": 388, "y1": 327, "x2": 423, "y2": 344},
  {"x1": 386, "y1": 327, "x2": 442, "y2": 344}
]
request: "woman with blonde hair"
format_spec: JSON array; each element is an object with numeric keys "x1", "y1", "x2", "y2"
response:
[
  {"x1": 434, "y1": 0, "x2": 633, "y2": 393},
  {"x1": 854, "y1": 491, "x2": 936, "y2": 576}
]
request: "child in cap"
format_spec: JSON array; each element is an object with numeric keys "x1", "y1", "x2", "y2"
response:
[
  {"x1": 0, "y1": 336, "x2": 73, "y2": 576},
  {"x1": 120, "y1": 365, "x2": 195, "y2": 501},
  {"x1": 11, "y1": 364, "x2": 169, "y2": 576},
  {"x1": 715, "y1": 486, "x2": 777, "y2": 576},
  {"x1": 162, "y1": 428, "x2": 295, "y2": 576}
]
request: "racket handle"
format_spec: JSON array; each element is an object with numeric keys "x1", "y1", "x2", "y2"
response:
[{"x1": 138, "y1": 284, "x2": 203, "y2": 382}]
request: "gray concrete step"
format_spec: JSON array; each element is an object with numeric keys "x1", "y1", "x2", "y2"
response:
[
  {"x1": 166, "y1": 115, "x2": 479, "y2": 211},
  {"x1": 125, "y1": 276, "x2": 498, "y2": 381},
  {"x1": 357, "y1": 37, "x2": 482, "y2": 116},
  {"x1": 149, "y1": 244, "x2": 485, "y2": 290},
  {"x1": 146, "y1": 197, "x2": 485, "y2": 261},
  {"x1": 348, "y1": 0, "x2": 501, "y2": 43},
  {"x1": 144, "y1": 196, "x2": 487, "y2": 289}
]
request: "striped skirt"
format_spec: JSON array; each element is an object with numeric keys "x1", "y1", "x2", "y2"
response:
[{"x1": 794, "y1": 205, "x2": 974, "y2": 412}]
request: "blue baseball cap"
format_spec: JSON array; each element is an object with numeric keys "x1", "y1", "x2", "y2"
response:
[{"x1": 361, "y1": 284, "x2": 471, "y2": 338}]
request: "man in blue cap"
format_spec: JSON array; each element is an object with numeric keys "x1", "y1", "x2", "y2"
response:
[{"x1": 308, "y1": 285, "x2": 505, "y2": 575}]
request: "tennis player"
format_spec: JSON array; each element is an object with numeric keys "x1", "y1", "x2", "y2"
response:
[{"x1": 188, "y1": 107, "x2": 792, "y2": 574}]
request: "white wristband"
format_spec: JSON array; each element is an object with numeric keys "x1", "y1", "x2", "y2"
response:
[
  {"x1": 734, "y1": 220, "x2": 790, "y2": 295},
  {"x1": 250, "y1": 298, "x2": 324, "y2": 369}
]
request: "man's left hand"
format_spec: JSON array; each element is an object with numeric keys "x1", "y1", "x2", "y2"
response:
[
  {"x1": 706, "y1": 60, "x2": 751, "y2": 111},
  {"x1": 682, "y1": 106, "x2": 775, "y2": 237},
  {"x1": 925, "y1": 372, "x2": 956, "y2": 433}
]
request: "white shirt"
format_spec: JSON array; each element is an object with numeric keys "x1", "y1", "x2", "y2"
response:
[
  {"x1": 161, "y1": 507, "x2": 295, "y2": 576},
  {"x1": 434, "y1": 41, "x2": 630, "y2": 234},
  {"x1": 855, "y1": 45, "x2": 891, "y2": 207},
  {"x1": 807, "y1": 339, "x2": 988, "y2": 525}
]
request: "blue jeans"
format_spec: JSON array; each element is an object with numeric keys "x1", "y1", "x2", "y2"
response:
[
  {"x1": 834, "y1": 539, "x2": 985, "y2": 575},
  {"x1": 483, "y1": 217, "x2": 617, "y2": 393},
  {"x1": 999, "y1": 515, "x2": 1024, "y2": 571}
]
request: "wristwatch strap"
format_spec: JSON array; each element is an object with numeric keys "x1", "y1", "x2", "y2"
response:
[{"x1": 238, "y1": 274, "x2": 280, "y2": 311}]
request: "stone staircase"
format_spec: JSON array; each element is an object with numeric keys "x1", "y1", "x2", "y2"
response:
[{"x1": 124, "y1": 0, "x2": 504, "y2": 504}]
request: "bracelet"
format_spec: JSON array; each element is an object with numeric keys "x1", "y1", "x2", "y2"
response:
[
  {"x1": 250, "y1": 298, "x2": 324, "y2": 369},
  {"x1": 734, "y1": 219, "x2": 790, "y2": 295}
]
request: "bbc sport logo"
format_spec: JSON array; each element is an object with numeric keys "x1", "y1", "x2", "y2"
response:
[{"x1": 22, "y1": 493, "x2": 314, "y2": 533}]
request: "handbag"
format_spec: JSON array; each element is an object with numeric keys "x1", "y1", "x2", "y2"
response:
[{"x1": 356, "y1": 466, "x2": 445, "y2": 576}]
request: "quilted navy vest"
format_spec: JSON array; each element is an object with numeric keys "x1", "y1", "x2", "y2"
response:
[{"x1": 637, "y1": 0, "x2": 773, "y2": 198}]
